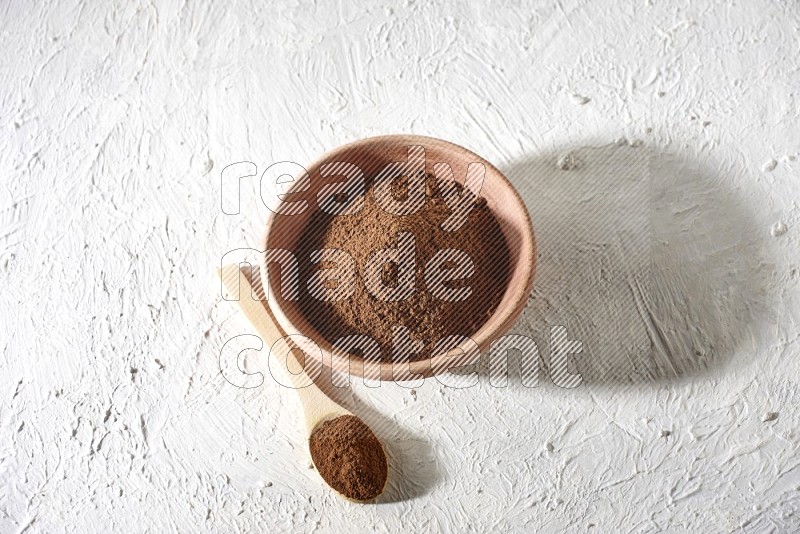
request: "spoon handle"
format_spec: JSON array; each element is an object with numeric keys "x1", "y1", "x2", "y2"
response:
[{"x1": 217, "y1": 265, "x2": 349, "y2": 431}]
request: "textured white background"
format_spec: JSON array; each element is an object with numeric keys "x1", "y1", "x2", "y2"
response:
[{"x1": 2, "y1": 0, "x2": 800, "y2": 532}]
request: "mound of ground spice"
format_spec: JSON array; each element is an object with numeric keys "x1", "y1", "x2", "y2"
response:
[
  {"x1": 309, "y1": 415, "x2": 387, "y2": 501},
  {"x1": 296, "y1": 172, "x2": 510, "y2": 361}
]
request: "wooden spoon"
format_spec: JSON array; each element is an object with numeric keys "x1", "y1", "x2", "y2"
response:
[{"x1": 216, "y1": 264, "x2": 388, "y2": 502}]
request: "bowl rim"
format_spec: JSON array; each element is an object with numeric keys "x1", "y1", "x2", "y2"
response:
[{"x1": 260, "y1": 133, "x2": 536, "y2": 380}]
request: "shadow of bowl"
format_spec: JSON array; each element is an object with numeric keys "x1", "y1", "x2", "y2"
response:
[{"x1": 497, "y1": 141, "x2": 769, "y2": 388}]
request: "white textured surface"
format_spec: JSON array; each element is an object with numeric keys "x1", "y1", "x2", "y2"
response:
[{"x1": 2, "y1": 1, "x2": 800, "y2": 532}]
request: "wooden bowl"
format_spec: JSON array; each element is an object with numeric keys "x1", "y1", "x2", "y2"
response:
[{"x1": 260, "y1": 134, "x2": 535, "y2": 380}]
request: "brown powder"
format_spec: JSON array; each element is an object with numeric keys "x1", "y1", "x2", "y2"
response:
[
  {"x1": 296, "y1": 173, "x2": 510, "y2": 361},
  {"x1": 308, "y1": 415, "x2": 387, "y2": 501}
]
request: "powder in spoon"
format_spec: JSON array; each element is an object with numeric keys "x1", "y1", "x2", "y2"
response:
[{"x1": 308, "y1": 415, "x2": 387, "y2": 501}]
